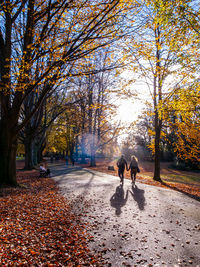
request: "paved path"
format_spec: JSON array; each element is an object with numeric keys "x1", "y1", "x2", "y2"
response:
[{"x1": 51, "y1": 164, "x2": 200, "y2": 267}]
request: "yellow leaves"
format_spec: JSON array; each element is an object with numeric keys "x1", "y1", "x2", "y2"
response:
[
  {"x1": 174, "y1": 124, "x2": 200, "y2": 161},
  {"x1": 161, "y1": 82, "x2": 200, "y2": 162},
  {"x1": 148, "y1": 129, "x2": 155, "y2": 137},
  {"x1": 148, "y1": 140, "x2": 155, "y2": 155}
]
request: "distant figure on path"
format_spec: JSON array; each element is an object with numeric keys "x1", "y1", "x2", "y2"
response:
[
  {"x1": 117, "y1": 155, "x2": 128, "y2": 184},
  {"x1": 71, "y1": 154, "x2": 75, "y2": 166},
  {"x1": 128, "y1": 155, "x2": 140, "y2": 185},
  {"x1": 65, "y1": 155, "x2": 69, "y2": 166}
]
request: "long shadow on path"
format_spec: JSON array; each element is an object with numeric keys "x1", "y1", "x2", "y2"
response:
[
  {"x1": 129, "y1": 184, "x2": 146, "y2": 210},
  {"x1": 110, "y1": 184, "x2": 129, "y2": 216}
]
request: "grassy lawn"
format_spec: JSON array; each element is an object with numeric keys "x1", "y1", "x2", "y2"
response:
[
  {"x1": 161, "y1": 173, "x2": 200, "y2": 185},
  {"x1": 137, "y1": 161, "x2": 200, "y2": 186},
  {"x1": 142, "y1": 173, "x2": 200, "y2": 186}
]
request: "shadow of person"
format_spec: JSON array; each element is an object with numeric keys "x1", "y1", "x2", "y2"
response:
[
  {"x1": 110, "y1": 184, "x2": 129, "y2": 216},
  {"x1": 129, "y1": 184, "x2": 146, "y2": 210}
]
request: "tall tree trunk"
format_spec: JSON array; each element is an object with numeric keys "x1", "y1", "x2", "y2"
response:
[
  {"x1": 80, "y1": 136, "x2": 86, "y2": 163},
  {"x1": 24, "y1": 137, "x2": 34, "y2": 170},
  {"x1": 90, "y1": 155, "x2": 96, "y2": 166},
  {"x1": 37, "y1": 142, "x2": 45, "y2": 163},
  {"x1": 153, "y1": 115, "x2": 162, "y2": 181},
  {"x1": 37, "y1": 148, "x2": 43, "y2": 163},
  {"x1": 153, "y1": 23, "x2": 162, "y2": 182},
  {"x1": 32, "y1": 142, "x2": 39, "y2": 166},
  {"x1": 75, "y1": 135, "x2": 79, "y2": 161},
  {"x1": 0, "y1": 122, "x2": 18, "y2": 186},
  {"x1": 153, "y1": 77, "x2": 162, "y2": 181},
  {"x1": 88, "y1": 77, "x2": 95, "y2": 166},
  {"x1": 0, "y1": 2, "x2": 18, "y2": 186},
  {"x1": 90, "y1": 144, "x2": 96, "y2": 167}
]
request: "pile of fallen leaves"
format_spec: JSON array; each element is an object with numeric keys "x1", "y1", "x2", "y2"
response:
[{"x1": 0, "y1": 170, "x2": 101, "y2": 266}]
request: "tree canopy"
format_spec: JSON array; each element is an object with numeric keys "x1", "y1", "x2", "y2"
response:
[{"x1": 0, "y1": 0, "x2": 199, "y2": 186}]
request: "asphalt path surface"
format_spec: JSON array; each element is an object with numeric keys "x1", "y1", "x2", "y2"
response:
[{"x1": 51, "y1": 163, "x2": 200, "y2": 267}]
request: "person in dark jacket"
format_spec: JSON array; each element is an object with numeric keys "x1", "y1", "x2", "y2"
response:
[
  {"x1": 71, "y1": 154, "x2": 75, "y2": 166},
  {"x1": 117, "y1": 155, "x2": 128, "y2": 184},
  {"x1": 128, "y1": 155, "x2": 140, "y2": 185}
]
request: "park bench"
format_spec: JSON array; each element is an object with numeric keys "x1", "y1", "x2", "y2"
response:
[
  {"x1": 39, "y1": 169, "x2": 48, "y2": 178},
  {"x1": 39, "y1": 166, "x2": 51, "y2": 178},
  {"x1": 108, "y1": 165, "x2": 115, "y2": 171}
]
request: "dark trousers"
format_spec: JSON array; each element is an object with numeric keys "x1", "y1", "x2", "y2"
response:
[{"x1": 118, "y1": 167, "x2": 125, "y2": 182}]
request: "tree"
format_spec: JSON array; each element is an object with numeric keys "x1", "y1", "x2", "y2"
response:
[
  {"x1": 69, "y1": 57, "x2": 120, "y2": 166},
  {"x1": 0, "y1": 0, "x2": 131, "y2": 186},
  {"x1": 20, "y1": 86, "x2": 70, "y2": 169},
  {"x1": 158, "y1": 0, "x2": 200, "y2": 165},
  {"x1": 162, "y1": 84, "x2": 200, "y2": 165},
  {"x1": 120, "y1": 0, "x2": 199, "y2": 181}
]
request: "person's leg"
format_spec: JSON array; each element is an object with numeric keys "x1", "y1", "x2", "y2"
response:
[
  {"x1": 121, "y1": 167, "x2": 125, "y2": 184},
  {"x1": 118, "y1": 169, "x2": 123, "y2": 183},
  {"x1": 118, "y1": 169, "x2": 121, "y2": 178},
  {"x1": 121, "y1": 173, "x2": 124, "y2": 184},
  {"x1": 120, "y1": 172, "x2": 123, "y2": 183},
  {"x1": 131, "y1": 169, "x2": 134, "y2": 183},
  {"x1": 134, "y1": 169, "x2": 136, "y2": 183}
]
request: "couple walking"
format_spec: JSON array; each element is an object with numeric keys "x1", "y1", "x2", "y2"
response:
[{"x1": 117, "y1": 155, "x2": 140, "y2": 185}]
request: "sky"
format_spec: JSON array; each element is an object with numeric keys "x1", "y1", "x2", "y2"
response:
[
  {"x1": 115, "y1": 98, "x2": 144, "y2": 123},
  {"x1": 114, "y1": 72, "x2": 151, "y2": 124}
]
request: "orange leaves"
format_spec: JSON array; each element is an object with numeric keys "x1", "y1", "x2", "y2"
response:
[
  {"x1": 0, "y1": 170, "x2": 101, "y2": 265},
  {"x1": 29, "y1": 249, "x2": 38, "y2": 255}
]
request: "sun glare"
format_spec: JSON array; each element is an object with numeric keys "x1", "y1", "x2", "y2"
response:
[{"x1": 116, "y1": 99, "x2": 144, "y2": 123}]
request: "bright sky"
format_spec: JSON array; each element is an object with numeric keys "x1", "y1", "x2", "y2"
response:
[
  {"x1": 111, "y1": 69, "x2": 151, "y2": 124},
  {"x1": 113, "y1": 94, "x2": 149, "y2": 143},
  {"x1": 115, "y1": 98, "x2": 145, "y2": 123},
  {"x1": 114, "y1": 75, "x2": 151, "y2": 124}
]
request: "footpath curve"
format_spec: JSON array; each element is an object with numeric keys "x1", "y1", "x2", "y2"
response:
[{"x1": 51, "y1": 164, "x2": 200, "y2": 267}]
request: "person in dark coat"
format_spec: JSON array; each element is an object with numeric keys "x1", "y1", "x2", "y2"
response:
[
  {"x1": 117, "y1": 155, "x2": 128, "y2": 184},
  {"x1": 65, "y1": 155, "x2": 69, "y2": 166},
  {"x1": 71, "y1": 154, "x2": 75, "y2": 166}
]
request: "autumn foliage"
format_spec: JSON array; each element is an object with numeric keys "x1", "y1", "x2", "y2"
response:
[{"x1": 0, "y1": 171, "x2": 101, "y2": 266}]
